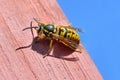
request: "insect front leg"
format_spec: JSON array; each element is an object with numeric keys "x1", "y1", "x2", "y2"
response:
[{"x1": 43, "y1": 39, "x2": 53, "y2": 58}]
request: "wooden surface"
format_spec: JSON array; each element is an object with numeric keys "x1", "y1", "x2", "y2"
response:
[{"x1": 0, "y1": 0, "x2": 103, "y2": 80}]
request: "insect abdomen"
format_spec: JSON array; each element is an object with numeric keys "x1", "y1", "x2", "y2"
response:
[{"x1": 58, "y1": 27, "x2": 80, "y2": 44}]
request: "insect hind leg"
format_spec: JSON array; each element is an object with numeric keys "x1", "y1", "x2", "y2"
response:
[{"x1": 43, "y1": 39, "x2": 53, "y2": 58}]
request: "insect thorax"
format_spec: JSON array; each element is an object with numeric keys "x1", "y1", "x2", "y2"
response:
[{"x1": 43, "y1": 24, "x2": 57, "y2": 36}]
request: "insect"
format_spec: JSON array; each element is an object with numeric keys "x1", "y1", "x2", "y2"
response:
[{"x1": 16, "y1": 18, "x2": 83, "y2": 58}]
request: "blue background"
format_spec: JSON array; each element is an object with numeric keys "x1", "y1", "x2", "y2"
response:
[{"x1": 57, "y1": 0, "x2": 120, "y2": 80}]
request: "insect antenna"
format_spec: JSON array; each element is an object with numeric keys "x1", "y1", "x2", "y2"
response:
[
  {"x1": 33, "y1": 17, "x2": 39, "y2": 23},
  {"x1": 16, "y1": 21, "x2": 37, "y2": 51},
  {"x1": 30, "y1": 21, "x2": 35, "y2": 40},
  {"x1": 22, "y1": 21, "x2": 37, "y2": 40}
]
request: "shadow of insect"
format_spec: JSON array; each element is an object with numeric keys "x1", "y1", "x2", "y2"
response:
[{"x1": 16, "y1": 36, "x2": 79, "y2": 61}]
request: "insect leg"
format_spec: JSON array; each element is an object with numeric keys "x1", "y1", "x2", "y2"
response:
[{"x1": 43, "y1": 39, "x2": 53, "y2": 58}]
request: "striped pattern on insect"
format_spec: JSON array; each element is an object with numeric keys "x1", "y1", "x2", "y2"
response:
[{"x1": 16, "y1": 18, "x2": 83, "y2": 58}]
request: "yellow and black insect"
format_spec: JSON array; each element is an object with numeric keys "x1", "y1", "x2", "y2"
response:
[{"x1": 16, "y1": 18, "x2": 83, "y2": 58}]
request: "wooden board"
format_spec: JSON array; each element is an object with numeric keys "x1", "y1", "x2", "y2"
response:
[{"x1": 0, "y1": 0, "x2": 103, "y2": 80}]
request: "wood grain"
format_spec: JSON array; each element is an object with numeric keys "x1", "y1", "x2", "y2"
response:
[{"x1": 0, "y1": 0, "x2": 103, "y2": 80}]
